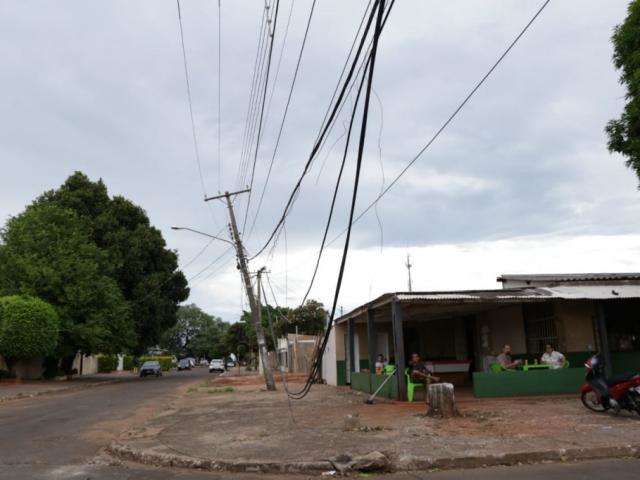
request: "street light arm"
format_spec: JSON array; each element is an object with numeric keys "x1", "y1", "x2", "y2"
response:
[{"x1": 171, "y1": 226, "x2": 235, "y2": 246}]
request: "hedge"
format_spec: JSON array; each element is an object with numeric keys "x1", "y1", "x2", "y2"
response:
[
  {"x1": 123, "y1": 355, "x2": 136, "y2": 371},
  {"x1": 139, "y1": 355, "x2": 173, "y2": 371},
  {"x1": 0, "y1": 295, "x2": 59, "y2": 360},
  {"x1": 97, "y1": 354, "x2": 118, "y2": 373}
]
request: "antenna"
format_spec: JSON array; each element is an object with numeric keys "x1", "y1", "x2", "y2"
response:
[{"x1": 405, "y1": 253, "x2": 413, "y2": 292}]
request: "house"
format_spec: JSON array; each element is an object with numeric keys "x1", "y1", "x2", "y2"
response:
[{"x1": 321, "y1": 273, "x2": 640, "y2": 399}]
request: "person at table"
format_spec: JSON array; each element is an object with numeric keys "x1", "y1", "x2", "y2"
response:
[
  {"x1": 496, "y1": 344, "x2": 522, "y2": 370},
  {"x1": 374, "y1": 354, "x2": 387, "y2": 374},
  {"x1": 541, "y1": 344, "x2": 565, "y2": 369},
  {"x1": 408, "y1": 353, "x2": 439, "y2": 385}
]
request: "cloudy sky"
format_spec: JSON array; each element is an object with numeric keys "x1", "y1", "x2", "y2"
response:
[{"x1": 2, "y1": 0, "x2": 639, "y2": 322}]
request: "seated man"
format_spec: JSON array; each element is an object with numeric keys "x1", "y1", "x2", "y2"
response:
[
  {"x1": 541, "y1": 344, "x2": 565, "y2": 369},
  {"x1": 496, "y1": 344, "x2": 522, "y2": 370},
  {"x1": 408, "y1": 353, "x2": 439, "y2": 385}
]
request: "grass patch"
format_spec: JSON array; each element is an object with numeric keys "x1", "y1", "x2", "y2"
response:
[{"x1": 204, "y1": 386, "x2": 235, "y2": 394}]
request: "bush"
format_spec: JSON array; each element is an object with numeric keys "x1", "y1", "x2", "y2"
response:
[
  {"x1": 0, "y1": 369, "x2": 14, "y2": 380},
  {"x1": 0, "y1": 295, "x2": 59, "y2": 360},
  {"x1": 122, "y1": 355, "x2": 136, "y2": 371},
  {"x1": 97, "y1": 354, "x2": 118, "y2": 373},
  {"x1": 139, "y1": 355, "x2": 173, "y2": 371}
]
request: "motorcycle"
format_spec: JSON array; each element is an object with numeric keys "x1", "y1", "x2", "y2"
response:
[{"x1": 580, "y1": 354, "x2": 640, "y2": 415}]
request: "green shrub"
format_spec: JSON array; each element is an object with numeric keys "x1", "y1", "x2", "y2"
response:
[
  {"x1": 0, "y1": 295, "x2": 59, "y2": 360},
  {"x1": 123, "y1": 355, "x2": 136, "y2": 371},
  {"x1": 97, "y1": 354, "x2": 118, "y2": 373},
  {"x1": 139, "y1": 355, "x2": 173, "y2": 371},
  {"x1": 0, "y1": 369, "x2": 14, "y2": 380}
]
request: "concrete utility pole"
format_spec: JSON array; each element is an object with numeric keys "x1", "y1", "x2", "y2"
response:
[
  {"x1": 405, "y1": 253, "x2": 413, "y2": 292},
  {"x1": 205, "y1": 189, "x2": 276, "y2": 391}
]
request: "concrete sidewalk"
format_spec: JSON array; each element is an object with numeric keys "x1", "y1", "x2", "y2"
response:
[
  {"x1": 108, "y1": 372, "x2": 640, "y2": 475},
  {"x1": 0, "y1": 371, "x2": 136, "y2": 403}
]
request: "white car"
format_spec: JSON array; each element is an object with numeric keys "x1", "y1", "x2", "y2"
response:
[{"x1": 209, "y1": 359, "x2": 225, "y2": 373}]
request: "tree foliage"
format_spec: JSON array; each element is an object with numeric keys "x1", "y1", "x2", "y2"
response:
[
  {"x1": 0, "y1": 295, "x2": 59, "y2": 361},
  {"x1": 606, "y1": 0, "x2": 640, "y2": 183},
  {"x1": 160, "y1": 304, "x2": 227, "y2": 359},
  {"x1": 0, "y1": 204, "x2": 133, "y2": 361}
]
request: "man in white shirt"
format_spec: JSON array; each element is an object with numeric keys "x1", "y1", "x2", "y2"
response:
[{"x1": 541, "y1": 344, "x2": 565, "y2": 369}]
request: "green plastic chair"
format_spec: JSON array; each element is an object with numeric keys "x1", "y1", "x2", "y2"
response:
[
  {"x1": 383, "y1": 364, "x2": 395, "y2": 375},
  {"x1": 563, "y1": 360, "x2": 570, "y2": 368},
  {"x1": 490, "y1": 363, "x2": 506, "y2": 373},
  {"x1": 405, "y1": 368, "x2": 425, "y2": 402}
]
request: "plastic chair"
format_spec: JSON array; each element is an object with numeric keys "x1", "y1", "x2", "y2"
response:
[
  {"x1": 490, "y1": 363, "x2": 506, "y2": 373},
  {"x1": 383, "y1": 364, "x2": 395, "y2": 375},
  {"x1": 405, "y1": 368, "x2": 425, "y2": 402},
  {"x1": 563, "y1": 360, "x2": 570, "y2": 368}
]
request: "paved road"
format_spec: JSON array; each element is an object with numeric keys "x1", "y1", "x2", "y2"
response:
[{"x1": 1, "y1": 369, "x2": 639, "y2": 480}]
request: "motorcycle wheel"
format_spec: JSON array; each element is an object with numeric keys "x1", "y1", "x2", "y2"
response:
[{"x1": 581, "y1": 391, "x2": 608, "y2": 412}]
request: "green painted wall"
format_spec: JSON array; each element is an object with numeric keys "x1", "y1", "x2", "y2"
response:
[
  {"x1": 337, "y1": 360, "x2": 347, "y2": 386},
  {"x1": 612, "y1": 351, "x2": 640, "y2": 375},
  {"x1": 349, "y1": 372, "x2": 398, "y2": 399},
  {"x1": 473, "y1": 368, "x2": 585, "y2": 397}
]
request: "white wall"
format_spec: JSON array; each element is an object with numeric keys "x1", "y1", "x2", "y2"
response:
[{"x1": 321, "y1": 326, "x2": 337, "y2": 386}]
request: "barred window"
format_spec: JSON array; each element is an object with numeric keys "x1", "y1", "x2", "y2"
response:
[{"x1": 523, "y1": 302, "x2": 558, "y2": 354}]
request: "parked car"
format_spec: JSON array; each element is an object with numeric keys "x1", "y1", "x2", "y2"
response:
[
  {"x1": 226, "y1": 360, "x2": 236, "y2": 369},
  {"x1": 139, "y1": 361, "x2": 162, "y2": 378},
  {"x1": 177, "y1": 358, "x2": 191, "y2": 371},
  {"x1": 199, "y1": 359, "x2": 209, "y2": 367},
  {"x1": 209, "y1": 359, "x2": 225, "y2": 373}
]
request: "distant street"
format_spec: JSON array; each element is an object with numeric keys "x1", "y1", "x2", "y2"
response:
[{"x1": 2, "y1": 368, "x2": 640, "y2": 480}]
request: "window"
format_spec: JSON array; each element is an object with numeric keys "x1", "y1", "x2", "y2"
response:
[{"x1": 523, "y1": 303, "x2": 558, "y2": 354}]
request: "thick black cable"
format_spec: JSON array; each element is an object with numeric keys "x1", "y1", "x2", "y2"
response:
[
  {"x1": 249, "y1": 0, "x2": 381, "y2": 260},
  {"x1": 326, "y1": 0, "x2": 553, "y2": 248},
  {"x1": 288, "y1": 0, "x2": 386, "y2": 399}
]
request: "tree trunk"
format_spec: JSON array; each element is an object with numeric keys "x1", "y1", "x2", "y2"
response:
[{"x1": 427, "y1": 383, "x2": 458, "y2": 418}]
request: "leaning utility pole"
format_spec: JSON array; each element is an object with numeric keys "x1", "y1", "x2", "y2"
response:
[
  {"x1": 205, "y1": 189, "x2": 276, "y2": 391},
  {"x1": 405, "y1": 253, "x2": 413, "y2": 292}
]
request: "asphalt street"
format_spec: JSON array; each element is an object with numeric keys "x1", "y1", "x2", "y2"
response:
[{"x1": 1, "y1": 368, "x2": 639, "y2": 480}]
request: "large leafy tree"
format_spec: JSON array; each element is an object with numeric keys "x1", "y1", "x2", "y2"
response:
[
  {"x1": 606, "y1": 0, "x2": 640, "y2": 182},
  {"x1": 33, "y1": 172, "x2": 189, "y2": 353},
  {"x1": 160, "y1": 304, "x2": 227, "y2": 359},
  {"x1": 0, "y1": 204, "x2": 132, "y2": 369},
  {"x1": 288, "y1": 300, "x2": 327, "y2": 336}
]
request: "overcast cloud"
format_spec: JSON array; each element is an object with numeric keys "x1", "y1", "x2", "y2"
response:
[{"x1": 1, "y1": 1, "x2": 639, "y2": 321}]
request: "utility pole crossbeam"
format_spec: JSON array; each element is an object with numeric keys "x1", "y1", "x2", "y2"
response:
[{"x1": 208, "y1": 190, "x2": 276, "y2": 391}]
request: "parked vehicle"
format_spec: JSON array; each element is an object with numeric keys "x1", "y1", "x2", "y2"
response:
[
  {"x1": 139, "y1": 360, "x2": 162, "y2": 378},
  {"x1": 226, "y1": 360, "x2": 236, "y2": 369},
  {"x1": 177, "y1": 358, "x2": 192, "y2": 371},
  {"x1": 580, "y1": 354, "x2": 640, "y2": 414},
  {"x1": 199, "y1": 359, "x2": 209, "y2": 367},
  {"x1": 209, "y1": 359, "x2": 225, "y2": 373}
]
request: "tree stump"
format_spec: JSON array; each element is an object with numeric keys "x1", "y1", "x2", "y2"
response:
[{"x1": 427, "y1": 383, "x2": 458, "y2": 417}]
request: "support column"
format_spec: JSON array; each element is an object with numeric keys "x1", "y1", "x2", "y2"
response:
[
  {"x1": 596, "y1": 302, "x2": 612, "y2": 377},
  {"x1": 392, "y1": 299, "x2": 407, "y2": 400},
  {"x1": 367, "y1": 308, "x2": 377, "y2": 373},
  {"x1": 347, "y1": 318, "x2": 355, "y2": 384}
]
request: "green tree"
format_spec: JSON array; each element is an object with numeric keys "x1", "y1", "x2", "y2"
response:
[
  {"x1": 0, "y1": 204, "x2": 132, "y2": 371},
  {"x1": 0, "y1": 295, "x2": 59, "y2": 369},
  {"x1": 289, "y1": 300, "x2": 327, "y2": 335},
  {"x1": 607, "y1": 0, "x2": 640, "y2": 182},
  {"x1": 239, "y1": 304, "x2": 293, "y2": 351},
  {"x1": 33, "y1": 172, "x2": 189, "y2": 353},
  {"x1": 160, "y1": 304, "x2": 227, "y2": 359},
  {"x1": 223, "y1": 321, "x2": 252, "y2": 363}
]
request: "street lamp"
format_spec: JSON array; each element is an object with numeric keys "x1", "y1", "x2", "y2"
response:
[{"x1": 170, "y1": 226, "x2": 235, "y2": 246}]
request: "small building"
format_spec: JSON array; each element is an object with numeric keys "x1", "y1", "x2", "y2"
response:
[{"x1": 321, "y1": 273, "x2": 640, "y2": 399}]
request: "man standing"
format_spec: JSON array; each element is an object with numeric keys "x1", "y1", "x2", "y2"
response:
[{"x1": 541, "y1": 344, "x2": 565, "y2": 369}]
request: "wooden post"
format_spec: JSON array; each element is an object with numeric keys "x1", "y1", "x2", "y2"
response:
[
  {"x1": 427, "y1": 383, "x2": 458, "y2": 418},
  {"x1": 367, "y1": 308, "x2": 377, "y2": 373},
  {"x1": 347, "y1": 318, "x2": 355, "y2": 384},
  {"x1": 596, "y1": 302, "x2": 613, "y2": 377},
  {"x1": 391, "y1": 299, "x2": 407, "y2": 401}
]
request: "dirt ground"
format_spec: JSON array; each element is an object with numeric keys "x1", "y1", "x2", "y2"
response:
[{"x1": 116, "y1": 371, "x2": 640, "y2": 466}]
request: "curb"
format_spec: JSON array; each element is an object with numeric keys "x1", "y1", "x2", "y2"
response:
[
  {"x1": 0, "y1": 378, "x2": 127, "y2": 405},
  {"x1": 107, "y1": 441, "x2": 640, "y2": 475}
]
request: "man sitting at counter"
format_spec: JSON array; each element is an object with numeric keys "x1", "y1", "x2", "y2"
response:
[
  {"x1": 409, "y1": 353, "x2": 440, "y2": 385},
  {"x1": 496, "y1": 344, "x2": 522, "y2": 370},
  {"x1": 541, "y1": 344, "x2": 565, "y2": 369}
]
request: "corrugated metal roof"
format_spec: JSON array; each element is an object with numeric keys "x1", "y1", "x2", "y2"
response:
[
  {"x1": 396, "y1": 285, "x2": 640, "y2": 303},
  {"x1": 497, "y1": 273, "x2": 640, "y2": 283}
]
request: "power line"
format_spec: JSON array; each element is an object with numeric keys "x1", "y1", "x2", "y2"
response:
[
  {"x1": 326, "y1": 0, "x2": 553, "y2": 248},
  {"x1": 249, "y1": 0, "x2": 382, "y2": 260},
  {"x1": 176, "y1": 0, "x2": 221, "y2": 228},
  {"x1": 247, "y1": 0, "x2": 318, "y2": 237}
]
